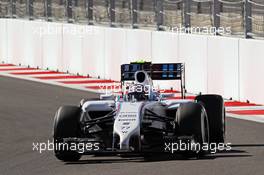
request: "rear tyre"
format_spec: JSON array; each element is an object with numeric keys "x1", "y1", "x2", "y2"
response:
[
  {"x1": 53, "y1": 106, "x2": 82, "y2": 161},
  {"x1": 195, "y1": 95, "x2": 225, "y2": 144},
  {"x1": 176, "y1": 102, "x2": 209, "y2": 156}
]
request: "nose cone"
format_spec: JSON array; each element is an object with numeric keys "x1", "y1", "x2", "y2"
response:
[{"x1": 113, "y1": 102, "x2": 143, "y2": 150}]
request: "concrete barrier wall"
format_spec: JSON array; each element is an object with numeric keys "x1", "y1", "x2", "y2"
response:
[
  {"x1": 0, "y1": 19, "x2": 7, "y2": 62},
  {"x1": 6, "y1": 19, "x2": 25, "y2": 65},
  {"x1": 104, "y1": 27, "x2": 126, "y2": 80},
  {"x1": 42, "y1": 22, "x2": 63, "y2": 71},
  {"x1": 62, "y1": 23, "x2": 83, "y2": 74},
  {"x1": 23, "y1": 20, "x2": 43, "y2": 68},
  {"x1": 239, "y1": 39, "x2": 264, "y2": 104},
  {"x1": 0, "y1": 19, "x2": 263, "y2": 103},
  {"x1": 178, "y1": 34, "x2": 208, "y2": 94},
  {"x1": 207, "y1": 36, "x2": 240, "y2": 100},
  {"x1": 126, "y1": 29, "x2": 152, "y2": 60},
  {"x1": 82, "y1": 26, "x2": 106, "y2": 78}
]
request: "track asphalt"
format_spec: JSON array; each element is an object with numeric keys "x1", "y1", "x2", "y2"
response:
[{"x1": 0, "y1": 75, "x2": 263, "y2": 175}]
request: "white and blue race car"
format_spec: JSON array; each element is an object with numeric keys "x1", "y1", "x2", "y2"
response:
[{"x1": 53, "y1": 62, "x2": 225, "y2": 161}]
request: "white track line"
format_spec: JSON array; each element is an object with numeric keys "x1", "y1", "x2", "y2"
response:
[
  {"x1": 0, "y1": 72, "x2": 100, "y2": 94},
  {"x1": 226, "y1": 106, "x2": 264, "y2": 111}
]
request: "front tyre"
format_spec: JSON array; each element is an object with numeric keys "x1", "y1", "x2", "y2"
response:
[
  {"x1": 175, "y1": 102, "x2": 209, "y2": 156},
  {"x1": 53, "y1": 106, "x2": 82, "y2": 161},
  {"x1": 195, "y1": 94, "x2": 225, "y2": 144}
]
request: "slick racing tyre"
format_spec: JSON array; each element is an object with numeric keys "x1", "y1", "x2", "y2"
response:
[
  {"x1": 53, "y1": 106, "x2": 82, "y2": 161},
  {"x1": 195, "y1": 95, "x2": 225, "y2": 144},
  {"x1": 176, "y1": 102, "x2": 209, "y2": 156}
]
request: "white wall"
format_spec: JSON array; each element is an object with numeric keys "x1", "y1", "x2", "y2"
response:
[
  {"x1": 42, "y1": 22, "x2": 63, "y2": 71},
  {"x1": 126, "y1": 29, "x2": 152, "y2": 61},
  {"x1": 207, "y1": 36, "x2": 239, "y2": 100},
  {"x1": 104, "y1": 27, "x2": 126, "y2": 80},
  {"x1": 6, "y1": 19, "x2": 25, "y2": 65},
  {"x1": 178, "y1": 34, "x2": 208, "y2": 94},
  {"x1": 1, "y1": 19, "x2": 264, "y2": 103},
  {"x1": 23, "y1": 20, "x2": 43, "y2": 68},
  {"x1": 62, "y1": 23, "x2": 83, "y2": 74},
  {"x1": 151, "y1": 31, "x2": 179, "y2": 63},
  {"x1": 0, "y1": 19, "x2": 7, "y2": 63},
  {"x1": 82, "y1": 26, "x2": 105, "y2": 78},
  {"x1": 239, "y1": 39, "x2": 264, "y2": 104}
]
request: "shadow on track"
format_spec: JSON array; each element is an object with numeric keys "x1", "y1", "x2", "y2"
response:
[{"x1": 64, "y1": 149, "x2": 252, "y2": 165}]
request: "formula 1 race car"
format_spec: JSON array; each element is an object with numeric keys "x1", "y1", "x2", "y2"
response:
[{"x1": 53, "y1": 62, "x2": 226, "y2": 161}]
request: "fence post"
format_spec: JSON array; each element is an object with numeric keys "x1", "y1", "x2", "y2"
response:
[
  {"x1": 67, "y1": 0, "x2": 73, "y2": 23},
  {"x1": 156, "y1": 0, "x2": 164, "y2": 30},
  {"x1": 213, "y1": 0, "x2": 220, "y2": 35},
  {"x1": 11, "y1": 0, "x2": 16, "y2": 18},
  {"x1": 28, "y1": 0, "x2": 34, "y2": 20},
  {"x1": 110, "y1": 0, "x2": 115, "y2": 27},
  {"x1": 244, "y1": 0, "x2": 252, "y2": 38},
  {"x1": 183, "y1": 0, "x2": 191, "y2": 31},
  {"x1": 87, "y1": 0, "x2": 93, "y2": 25},
  {"x1": 45, "y1": 0, "x2": 52, "y2": 21},
  {"x1": 132, "y1": 0, "x2": 138, "y2": 28}
]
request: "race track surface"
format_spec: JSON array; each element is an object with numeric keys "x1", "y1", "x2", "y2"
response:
[{"x1": 0, "y1": 76, "x2": 263, "y2": 175}]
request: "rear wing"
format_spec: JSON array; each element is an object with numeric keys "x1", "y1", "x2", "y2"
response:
[{"x1": 120, "y1": 62, "x2": 186, "y2": 98}]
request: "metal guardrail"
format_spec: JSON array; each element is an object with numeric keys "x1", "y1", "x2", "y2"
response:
[{"x1": 0, "y1": 0, "x2": 264, "y2": 39}]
